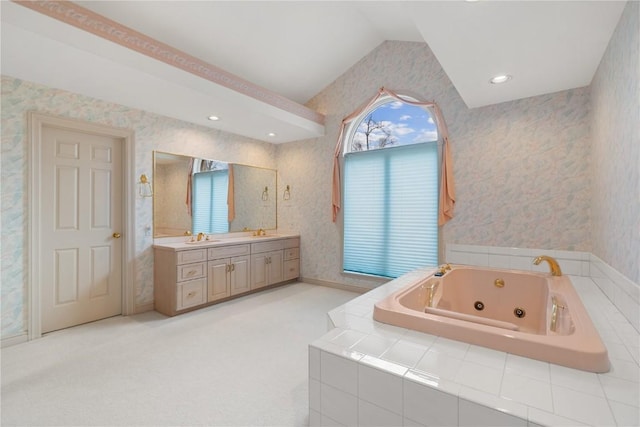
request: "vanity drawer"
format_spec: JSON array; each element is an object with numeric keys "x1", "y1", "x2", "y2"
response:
[
  {"x1": 251, "y1": 240, "x2": 284, "y2": 253},
  {"x1": 176, "y1": 278, "x2": 207, "y2": 310},
  {"x1": 283, "y1": 259, "x2": 300, "y2": 281},
  {"x1": 208, "y1": 244, "x2": 250, "y2": 260},
  {"x1": 177, "y1": 262, "x2": 206, "y2": 282},
  {"x1": 284, "y1": 247, "x2": 299, "y2": 260},
  {"x1": 177, "y1": 249, "x2": 207, "y2": 265}
]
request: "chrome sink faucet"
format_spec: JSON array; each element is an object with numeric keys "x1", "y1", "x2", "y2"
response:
[{"x1": 533, "y1": 255, "x2": 562, "y2": 276}]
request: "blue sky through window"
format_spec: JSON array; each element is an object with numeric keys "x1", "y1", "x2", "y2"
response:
[{"x1": 351, "y1": 101, "x2": 438, "y2": 151}]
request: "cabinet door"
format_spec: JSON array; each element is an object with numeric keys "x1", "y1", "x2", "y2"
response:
[
  {"x1": 208, "y1": 258, "x2": 230, "y2": 302},
  {"x1": 267, "y1": 250, "x2": 284, "y2": 285},
  {"x1": 230, "y1": 255, "x2": 250, "y2": 295},
  {"x1": 251, "y1": 252, "x2": 268, "y2": 290}
]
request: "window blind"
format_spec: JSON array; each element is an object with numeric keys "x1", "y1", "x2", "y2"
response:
[
  {"x1": 343, "y1": 143, "x2": 439, "y2": 278},
  {"x1": 192, "y1": 170, "x2": 229, "y2": 234}
]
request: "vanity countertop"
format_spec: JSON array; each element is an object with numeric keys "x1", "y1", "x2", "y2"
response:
[{"x1": 153, "y1": 233, "x2": 300, "y2": 251}]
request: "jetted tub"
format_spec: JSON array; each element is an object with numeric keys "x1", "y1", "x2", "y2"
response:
[{"x1": 373, "y1": 265, "x2": 610, "y2": 372}]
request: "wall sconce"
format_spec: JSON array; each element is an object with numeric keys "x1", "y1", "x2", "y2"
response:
[
  {"x1": 283, "y1": 185, "x2": 291, "y2": 200},
  {"x1": 138, "y1": 174, "x2": 153, "y2": 198},
  {"x1": 261, "y1": 186, "x2": 269, "y2": 201}
]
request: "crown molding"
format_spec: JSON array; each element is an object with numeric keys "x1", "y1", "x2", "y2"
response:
[{"x1": 13, "y1": 0, "x2": 325, "y2": 126}]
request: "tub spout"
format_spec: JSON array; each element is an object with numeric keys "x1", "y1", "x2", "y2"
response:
[
  {"x1": 533, "y1": 255, "x2": 562, "y2": 276},
  {"x1": 437, "y1": 264, "x2": 452, "y2": 275}
]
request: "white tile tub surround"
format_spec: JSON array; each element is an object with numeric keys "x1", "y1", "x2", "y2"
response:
[
  {"x1": 446, "y1": 244, "x2": 592, "y2": 278},
  {"x1": 309, "y1": 262, "x2": 640, "y2": 426}
]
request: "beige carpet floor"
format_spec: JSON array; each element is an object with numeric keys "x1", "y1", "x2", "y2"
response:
[{"x1": 1, "y1": 282, "x2": 357, "y2": 426}]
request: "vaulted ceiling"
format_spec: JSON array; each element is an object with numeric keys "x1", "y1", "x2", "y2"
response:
[{"x1": 1, "y1": 1, "x2": 627, "y2": 143}]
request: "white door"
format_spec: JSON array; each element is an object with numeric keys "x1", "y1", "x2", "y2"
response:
[{"x1": 40, "y1": 126, "x2": 123, "y2": 333}]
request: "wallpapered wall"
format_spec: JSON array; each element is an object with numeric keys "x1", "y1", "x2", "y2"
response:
[
  {"x1": 1, "y1": 78, "x2": 276, "y2": 337},
  {"x1": 590, "y1": 0, "x2": 639, "y2": 285},
  {"x1": 278, "y1": 40, "x2": 592, "y2": 289},
  {"x1": 2, "y1": 3, "x2": 637, "y2": 339}
]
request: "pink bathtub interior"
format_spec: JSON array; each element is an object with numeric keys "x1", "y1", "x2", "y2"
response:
[{"x1": 373, "y1": 265, "x2": 609, "y2": 372}]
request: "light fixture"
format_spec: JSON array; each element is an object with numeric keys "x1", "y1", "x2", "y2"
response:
[
  {"x1": 267, "y1": 132, "x2": 277, "y2": 137},
  {"x1": 138, "y1": 174, "x2": 153, "y2": 198},
  {"x1": 489, "y1": 74, "x2": 512, "y2": 84},
  {"x1": 207, "y1": 115, "x2": 220, "y2": 121}
]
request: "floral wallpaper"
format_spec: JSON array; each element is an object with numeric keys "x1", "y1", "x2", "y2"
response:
[
  {"x1": 278, "y1": 40, "x2": 592, "y2": 289},
  {"x1": 590, "y1": 0, "x2": 639, "y2": 286},
  {"x1": 1, "y1": 77, "x2": 276, "y2": 338},
  {"x1": 2, "y1": 2, "x2": 637, "y2": 339}
]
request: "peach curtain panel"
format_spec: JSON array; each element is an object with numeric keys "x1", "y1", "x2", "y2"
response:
[
  {"x1": 227, "y1": 164, "x2": 236, "y2": 222},
  {"x1": 331, "y1": 87, "x2": 455, "y2": 226},
  {"x1": 186, "y1": 158, "x2": 195, "y2": 216}
]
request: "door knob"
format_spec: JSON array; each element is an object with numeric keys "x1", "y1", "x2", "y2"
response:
[{"x1": 113, "y1": 232, "x2": 122, "y2": 238}]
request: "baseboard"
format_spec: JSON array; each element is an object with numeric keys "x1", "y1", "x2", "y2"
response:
[
  {"x1": 1, "y1": 333, "x2": 28, "y2": 348},
  {"x1": 134, "y1": 302, "x2": 155, "y2": 314},
  {"x1": 300, "y1": 277, "x2": 368, "y2": 294}
]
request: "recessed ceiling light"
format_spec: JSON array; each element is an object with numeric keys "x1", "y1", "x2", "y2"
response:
[
  {"x1": 490, "y1": 74, "x2": 512, "y2": 84},
  {"x1": 207, "y1": 115, "x2": 220, "y2": 121},
  {"x1": 267, "y1": 132, "x2": 277, "y2": 137}
]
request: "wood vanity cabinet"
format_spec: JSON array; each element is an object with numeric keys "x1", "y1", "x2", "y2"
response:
[
  {"x1": 250, "y1": 238, "x2": 300, "y2": 290},
  {"x1": 153, "y1": 236, "x2": 299, "y2": 316},
  {"x1": 283, "y1": 243, "x2": 300, "y2": 281},
  {"x1": 251, "y1": 249, "x2": 284, "y2": 290},
  {"x1": 207, "y1": 244, "x2": 251, "y2": 301},
  {"x1": 154, "y1": 248, "x2": 208, "y2": 315}
]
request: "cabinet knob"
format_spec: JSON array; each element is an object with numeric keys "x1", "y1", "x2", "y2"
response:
[{"x1": 112, "y1": 232, "x2": 121, "y2": 238}]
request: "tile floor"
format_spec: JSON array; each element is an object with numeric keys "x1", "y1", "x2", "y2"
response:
[{"x1": 1, "y1": 282, "x2": 357, "y2": 426}]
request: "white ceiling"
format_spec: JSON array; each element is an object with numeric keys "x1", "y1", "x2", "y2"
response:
[{"x1": 1, "y1": 1, "x2": 627, "y2": 143}]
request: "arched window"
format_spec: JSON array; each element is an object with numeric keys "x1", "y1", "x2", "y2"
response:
[
  {"x1": 342, "y1": 94, "x2": 440, "y2": 278},
  {"x1": 347, "y1": 98, "x2": 438, "y2": 152}
]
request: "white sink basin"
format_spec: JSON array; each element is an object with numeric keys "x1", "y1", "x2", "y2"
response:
[{"x1": 185, "y1": 240, "x2": 218, "y2": 245}]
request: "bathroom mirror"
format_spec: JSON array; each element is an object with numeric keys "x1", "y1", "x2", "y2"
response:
[{"x1": 153, "y1": 151, "x2": 277, "y2": 237}]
